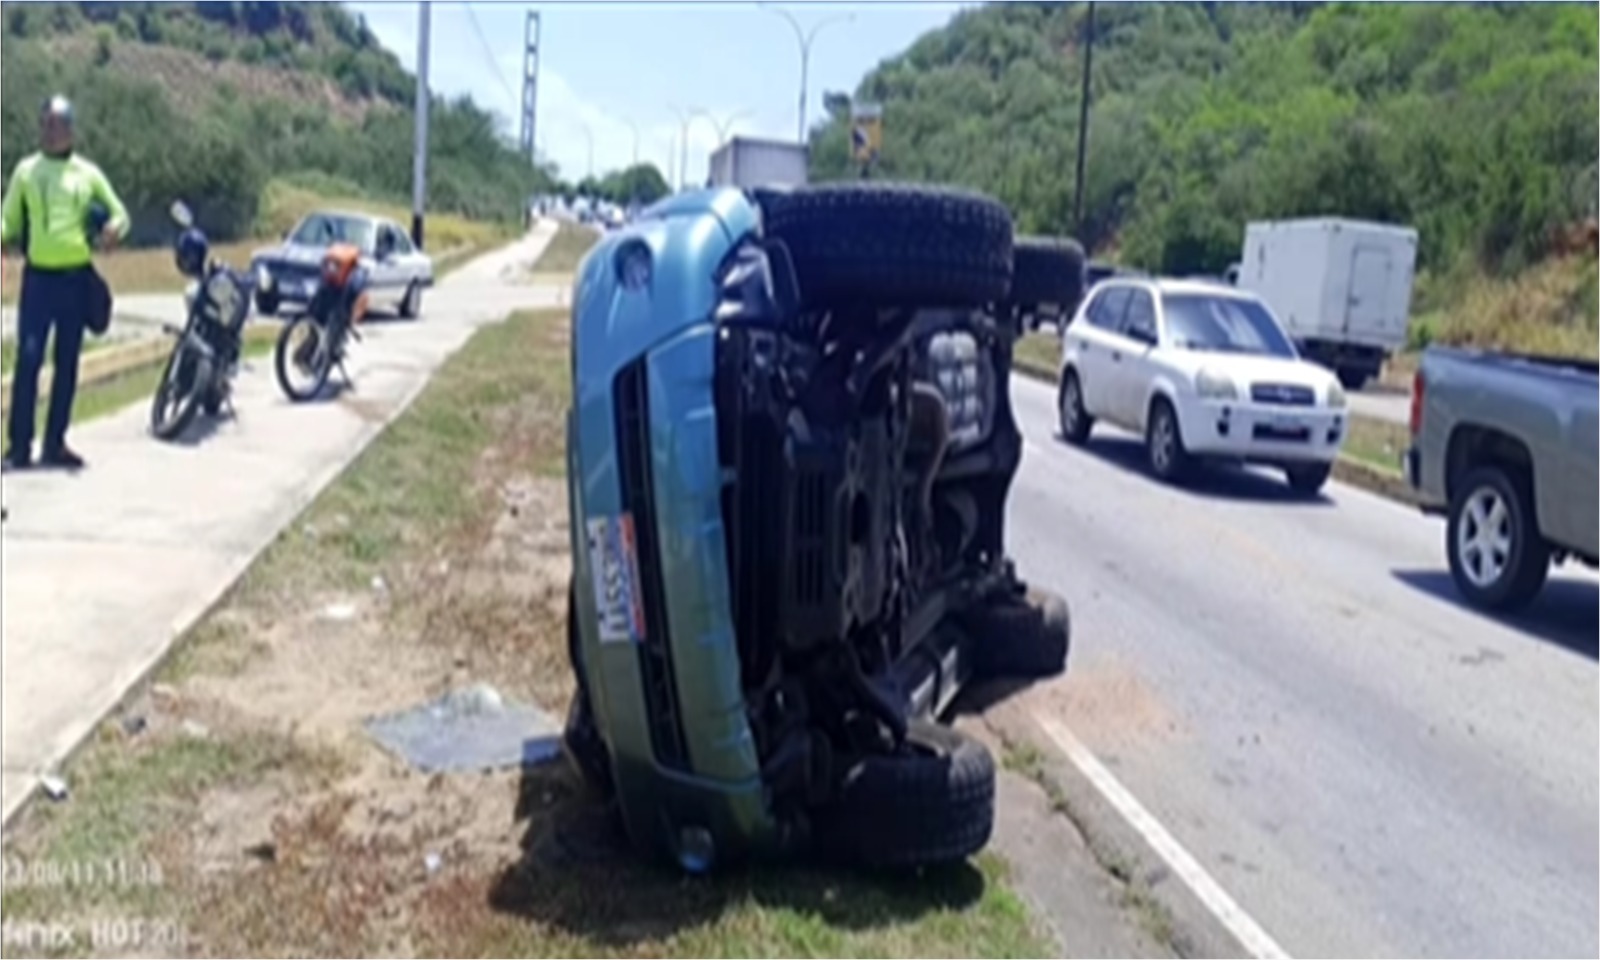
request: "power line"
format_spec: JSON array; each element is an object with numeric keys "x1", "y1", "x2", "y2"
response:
[{"x1": 463, "y1": 2, "x2": 521, "y2": 111}]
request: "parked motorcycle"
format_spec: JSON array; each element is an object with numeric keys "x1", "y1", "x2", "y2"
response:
[
  {"x1": 273, "y1": 242, "x2": 369, "y2": 402},
  {"x1": 149, "y1": 201, "x2": 252, "y2": 441}
]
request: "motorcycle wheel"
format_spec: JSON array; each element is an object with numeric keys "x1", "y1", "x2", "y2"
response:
[
  {"x1": 149, "y1": 340, "x2": 212, "y2": 441},
  {"x1": 275, "y1": 314, "x2": 333, "y2": 403}
]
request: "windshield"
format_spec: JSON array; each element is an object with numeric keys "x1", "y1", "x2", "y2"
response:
[
  {"x1": 289, "y1": 214, "x2": 376, "y2": 253},
  {"x1": 1161, "y1": 293, "x2": 1298, "y2": 359}
]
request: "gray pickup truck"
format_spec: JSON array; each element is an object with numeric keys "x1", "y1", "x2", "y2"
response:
[{"x1": 1405, "y1": 346, "x2": 1599, "y2": 611}]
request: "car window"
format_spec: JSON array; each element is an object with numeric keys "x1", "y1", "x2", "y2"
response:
[
  {"x1": 1086, "y1": 286, "x2": 1132, "y2": 331},
  {"x1": 1123, "y1": 290, "x2": 1158, "y2": 342},
  {"x1": 1161, "y1": 293, "x2": 1298, "y2": 359},
  {"x1": 389, "y1": 224, "x2": 415, "y2": 255},
  {"x1": 290, "y1": 214, "x2": 377, "y2": 254}
]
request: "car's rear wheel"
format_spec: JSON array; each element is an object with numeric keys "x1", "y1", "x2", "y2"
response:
[
  {"x1": 1058, "y1": 370, "x2": 1093, "y2": 445},
  {"x1": 1446, "y1": 466, "x2": 1550, "y2": 612},
  {"x1": 816, "y1": 721, "x2": 995, "y2": 869},
  {"x1": 757, "y1": 182, "x2": 1013, "y2": 310},
  {"x1": 1285, "y1": 462, "x2": 1332, "y2": 496},
  {"x1": 1146, "y1": 397, "x2": 1190, "y2": 482}
]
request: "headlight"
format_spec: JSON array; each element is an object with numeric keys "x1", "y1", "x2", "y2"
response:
[
  {"x1": 1195, "y1": 368, "x2": 1237, "y2": 400},
  {"x1": 1326, "y1": 381, "x2": 1347, "y2": 408}
]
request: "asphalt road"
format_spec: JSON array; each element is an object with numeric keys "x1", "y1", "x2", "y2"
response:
[{"x1": 1006, "y1": 375, "x2": 1598, "y2": 959}]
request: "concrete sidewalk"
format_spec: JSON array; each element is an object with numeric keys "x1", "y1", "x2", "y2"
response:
[{"x1": 1, "y1": 223, "x2": 563, "y2": 825}]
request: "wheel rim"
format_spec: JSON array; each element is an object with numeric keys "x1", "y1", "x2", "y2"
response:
[
  {"x1": 1458, "y1": 487, "x2": 1514, "y2": 587},
  {"x1": 283, "y1": 322, "x2": 327, "y2": 395},
  {"x1": 1151, "y1": 408, "x2": 1175, "y2": 472},
  {"x1": 1060, "y1": 379, "x2": 1080, "y2": 434},
  {"x1": 154, "y1": 350, "x2": 197, "y2": 426}
]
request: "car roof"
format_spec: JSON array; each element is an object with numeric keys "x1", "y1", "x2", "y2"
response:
[
  {"x1": 301, "y1": 209, "x2": 384, "y2": 225},
  {"x1": 1094, "y1": 275, "x2": 1261, "y2": 300}
]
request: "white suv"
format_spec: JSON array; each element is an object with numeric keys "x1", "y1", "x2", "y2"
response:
[{"x1": 1056, "y1": 277, "x2": 1348, "y2": 495}]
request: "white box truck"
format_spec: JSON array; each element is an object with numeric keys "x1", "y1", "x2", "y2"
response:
[
  {"x1": 707, "y1": 136, "x2": 809, "y2": 189},
  {"x1": 1235, "y1": 217, "x2": 1419, "y2": 389}
]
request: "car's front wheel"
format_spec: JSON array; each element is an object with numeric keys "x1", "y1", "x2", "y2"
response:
[
  {"x1": 1058, "y1": 370, "x2": 1093, "y2": 445},
  {"x1": 1446, "y1": 466, "x2": 1550, "y2": 612},
  {"x1": 399, "y1": 281, "x2": 422, "y2": 320},
  {"x1": 1145, "y1": 397, "x2": 1191, "y2": 483}
]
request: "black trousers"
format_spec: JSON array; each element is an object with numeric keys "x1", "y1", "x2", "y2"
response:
[{"x1": 8, "y1": 264, "x2": 91, "y2": 456}]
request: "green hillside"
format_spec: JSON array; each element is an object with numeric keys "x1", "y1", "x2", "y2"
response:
[
  {"x1": 809, "y1": 2, "x2": 1597, "y2": 281},
  {"x1": 1, "y1": 2, "x2": 556, "y2": 245}
]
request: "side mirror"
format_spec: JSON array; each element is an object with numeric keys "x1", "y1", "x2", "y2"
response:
[{"x1": 170, "y1": 200, "x2": 194, "y2": 228}]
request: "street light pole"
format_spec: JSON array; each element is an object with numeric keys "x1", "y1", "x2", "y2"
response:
[
  {"x1": 759, "y1": 4, "x2": 854, "y2": 142},
  {"x1": 410, "y1": 0, "x2": 432, "y2": 248},
  {"x1": 1072, "y1": 0, "x2": 1095, "y2": 237}
]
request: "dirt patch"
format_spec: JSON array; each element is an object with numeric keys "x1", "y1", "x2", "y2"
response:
[{"x1": 1024, "y1": 659, "x2": 1185, "y2": 745}]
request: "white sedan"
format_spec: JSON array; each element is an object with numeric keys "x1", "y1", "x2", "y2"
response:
[{"x1": 1055, "y1": 277, "x2": 1348, "y2": 495}]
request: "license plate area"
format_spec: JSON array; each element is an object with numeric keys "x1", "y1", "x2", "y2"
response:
[{"x1": 1253, "y1": 418, "x2": 1310, "y2": 443}]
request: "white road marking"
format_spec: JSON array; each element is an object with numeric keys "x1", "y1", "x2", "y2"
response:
[{"x1": 1035, "y1": 714, "x2": 1294, "y2": 960}]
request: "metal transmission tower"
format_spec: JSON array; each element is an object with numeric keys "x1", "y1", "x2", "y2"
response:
[{"x1": 519, "y1": 11, "x2": 542, "y2": 165}]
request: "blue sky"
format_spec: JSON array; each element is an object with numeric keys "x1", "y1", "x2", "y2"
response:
[{"x1": 350, "y1": 1, "x2": 973, "y2": 186}]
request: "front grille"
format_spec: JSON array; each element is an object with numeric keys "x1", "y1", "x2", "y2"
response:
[
  {"x1": 613, "y1": 359, "x2": 689, "y2": 770},
  {"x1": 1250, "y1": 382, "x2": 1315, "y2": 406}
]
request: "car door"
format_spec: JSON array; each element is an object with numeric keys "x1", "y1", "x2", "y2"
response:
[
  {"x1": 1067, "y1": 285, "x2": 1132, "y2": 417},
  {"x1": 1112, "y1": 287, "x2": 1162, "y2": 428},
  {"x1": 372, "y1": 222, "x2": 404, "y2": 292},
  {"x1": 388, "y1": 224, "x2": 431, "y2": 288}
]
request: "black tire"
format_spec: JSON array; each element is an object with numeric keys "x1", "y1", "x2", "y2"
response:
[
  {"x1": 757, "y1": 182, "x2": 1013, "y2": 309},
  {"x1": 255, "y1": 289, "x2": 280, "y2": 317},
  {"x1": 1145, "y1": 397, "x2": 1191, "y2": 483},
  {"x1": 1285, "y1": 462, "x2": 1332, "y2": 496},
  {"x1": 1058, "y1": 369, "x2": 1093, "y2": 445},
  {"x1": 399, "y1": 281, "x2": 422, "y2": 320},
  {"x1": 149, "y1": 342, "x2": 211, "y2": 441},
  {"x1": 563, "y1": 580, "x2": 615, "y2": 799},
  {"x1": 1012, "y1": 235, "x2": 1086, "y2": 314},
  {"x1": 817, "y1": 721, "x2": 995, "y2": 869},
  {"x1": 274, "y1": 314, "x2": 333, "y2": 403},
  {"x1": 961, "y1": 586, "x2": 1071, "y2": 679},
  {"x1": 1446, "y1": 466, "x2": 1550, "y2": 612},
  {"x1": 1337, "y1": 368, "x2": 1372, "y2": 391}
]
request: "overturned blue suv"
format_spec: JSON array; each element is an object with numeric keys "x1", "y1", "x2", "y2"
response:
[{"x1": 562, "y1": 182, "x2": 1071, "y2": 872}]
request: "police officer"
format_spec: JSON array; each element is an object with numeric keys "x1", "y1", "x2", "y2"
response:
[{"x1": 0, "y1": 95, "x2": 130, "y2": 471}]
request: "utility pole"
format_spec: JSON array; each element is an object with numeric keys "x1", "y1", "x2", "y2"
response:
[
  {"x1": 760, "y1": 4, "x2": 854, "y2": 143},
  {"x1": 411, "y1": 0, "x2": 432, "y2": 248},
  {"x1": 519, "y1": 11, "x2": 542, "y2": 166},
  {"x1": 1072, "y1": 0, "x2": 1095, "y2": 237}
]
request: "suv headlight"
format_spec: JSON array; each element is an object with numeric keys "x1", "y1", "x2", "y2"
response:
[
  {"x1": 1195, "y1": 368, "x2": 1237, "y2": 400},
  {"x1": 1326, "y1": 381, "x2": 1347, "y2": 409}
]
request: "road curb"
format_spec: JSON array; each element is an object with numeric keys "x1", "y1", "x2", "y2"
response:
[{"x1": 1011, "y1": 359, "x2": 1416, "y2": 508}]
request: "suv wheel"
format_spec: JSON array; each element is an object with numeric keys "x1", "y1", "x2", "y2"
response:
[
  {"x1": 1058, "y1": 370, "x2": 1092, "y2": 445},
  {"x1": 1447, "y1": 466, "x2": 1550, "y2": 612},
  {"x1": 816, "y1": 721, "x2": 995, "y2": 869},
  {"x1": 1146, "y1": 398, "x2": 1190, "y2": 483}
]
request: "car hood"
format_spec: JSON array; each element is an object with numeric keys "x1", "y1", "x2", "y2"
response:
[
  {"x1": 252, "y1": 242, "x2": 362, "y2": 268},
  {"x1": 1171, "y1": 351, "x2": 1336, "y2": 390}
]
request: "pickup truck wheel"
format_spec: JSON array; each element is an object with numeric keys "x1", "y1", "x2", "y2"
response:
[
  {"x1": 1012, "y1": 236, "x2": 1086, "y2": 314},
  {"x1": 399, "y1": 281, "x2": 422, "y2": 320},
  {"x1": 563, "y1": 580, "x2": 615, "y2": 799},
  {"x1": 1447, "y1": 466, "x2": 1550, "y2": 612},
  {"x1": 1058, "y1": 370, "x2": 1093, "y2": 445},
  {"x1": 757, "y1": 183, "x2": 1013, "y2": 309},
  {"x1": 1285, "y1": 462, "x2": 1332, "y2": 496},
  {"x1": 1146, "y1": 398, "x2": 1191, "y2": 482},
  {"x1": 816, "y1": 721, "x2": 995, "y2": 869},
  {"x1": 960, "y1": 586, "x2": 1070, "y2": 679}
]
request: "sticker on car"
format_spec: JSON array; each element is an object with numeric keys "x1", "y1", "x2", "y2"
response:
[{"x1": 585, "y1": 514, "x2": 646, "y2": 644}]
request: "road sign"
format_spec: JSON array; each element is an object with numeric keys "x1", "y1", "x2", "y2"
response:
[{"x1": 850, "y1": 102, "x2": 883, "y2": 165}]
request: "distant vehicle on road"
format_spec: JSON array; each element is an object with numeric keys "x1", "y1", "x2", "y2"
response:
[
  {"x1": 1057, "y1": 277, "x2": 1350, "y2": 495},
  {"x1": 1235, "y1": 217, "x2": 1419, "y2": 391},
  {"x1": 1405, "y1": 346, "x2": 1599, "y2": 611},
  {"x1": 251, "y1": 211, "x2": 432, "y2": 320},
  {"x1": 707, "y1": 136, "x2": 808, "y2": 188}
]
